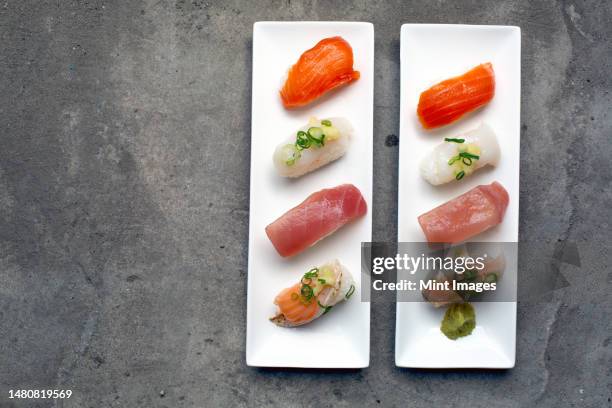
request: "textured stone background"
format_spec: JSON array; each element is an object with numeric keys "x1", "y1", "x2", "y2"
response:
[{"x1": 1, "y1": 1, "x2": 610, "y2": 407}]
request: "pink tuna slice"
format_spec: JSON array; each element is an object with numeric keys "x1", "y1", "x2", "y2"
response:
[
  {"x1": 418, "y1": 181, "x2": 509, "y2": 243},
  {"x1": 265, "y1": 184, "x2": 367, "y2": 257}
]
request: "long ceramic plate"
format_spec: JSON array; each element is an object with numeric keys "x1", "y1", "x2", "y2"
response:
[
  {"x1": 247, "y1": 22, "x2": 373, "y2": 368},
  {"x1": 396, "y1": 24, "x2": 521, "y2": 368}
]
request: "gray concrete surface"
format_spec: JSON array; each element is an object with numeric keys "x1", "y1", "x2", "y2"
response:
[{"x1": 1, "y1": 0, "x2": 611, "y2": 407}]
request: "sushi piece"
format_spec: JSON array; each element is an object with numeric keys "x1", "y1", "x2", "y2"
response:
[
  {"x1": 273, "y1": 117, "x2": 352, "y2": 178},
  {"x1": 418, "y1": 181, "x2": 509, "y2": 243},
  {"x1": 270, "y1": 259, "x2": 356, "y2": 327},
  {"x1": 265, "y1": 184, "x2": 367, "y2": 257},
  {"x1": 420, "y1": 123, "x2": 500, "y2": 185},
  {"x1": 422, "y1": 245, "x2": 506, "y2": 307},
  {"x1": 280, "y1": 36, "x2": 360, "y2": 109},
  {"x1": 422, "y1": 272, "x2": 464, "y2": 308},
  {"x1": 417, "y1": 63, "x2": 495, "y2": 129}
]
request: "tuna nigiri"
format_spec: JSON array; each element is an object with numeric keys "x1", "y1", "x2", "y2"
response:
[
  {"x1": 265, "y1": 184, "x2": 367, "y2": 257},
  {"x1": 417, "y1": 63, "x2": 495, "y2": 129},
  {"x1": 270, "y1": 260, "x2": 355, "y2": 327},
  {"x1": 420, "y1": 123, "x2": 500, "y2": 185},
  {"x1": 418, "y1": 181, "x2": 509, "y2": 243},
  {"x1": 273, "y1": 117, "x2": 352, "y2": 178},
  {"x1": 280, "y1": 36, "x2": 360, "y2": 109}
]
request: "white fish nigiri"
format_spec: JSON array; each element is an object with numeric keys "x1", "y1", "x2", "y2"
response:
[
  {"x1": 270, "y1": 259, "x2": 355, "y2": 327},
  {"x1": 420, "y1": 123, "x2": 500, "y2": 186},
  {"x1": 273, "y1": 117, "x2": 351, "y2": 178}
]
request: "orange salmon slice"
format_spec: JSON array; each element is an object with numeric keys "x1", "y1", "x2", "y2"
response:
[
  {"x1": 417, "y1": 63, "x2": 495, "y2": 129},
  {"x1": 280, "y1": 36, "x2": 360, "y2": 109},
  {"x1": 274, "y1": 283, "x2": 318, "y2": 324}
]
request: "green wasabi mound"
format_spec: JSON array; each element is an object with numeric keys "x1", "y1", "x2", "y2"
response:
[{"x1": 440, "y1": 303, "x2": 476, "y2": 340}]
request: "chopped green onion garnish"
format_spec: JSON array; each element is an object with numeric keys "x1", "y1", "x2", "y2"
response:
[
  {"x1": 444, "y1": 138, "x2": 465, "y2": 143},
  {"x1": 448, "y1": 151, "x2": 479, "y2": 167},
  {"x1": 291, "y1": 124, "x2": 330, "y2": 155},
  {"x1": 307, "y1": 127, "x2": 325, "y2": 146},
  {"x1": 448, "y1": 156, "x2": 460, "y2": 165},
  {"x1": 296, "y1": 131, "x2": 311, "y2": 149},
  {"x1": 317, "y1": 278, "x2": 326, "y2": 284},
  {"x1": 463, "y1": 269, "x2": 476, "y2": 281},
  {"x1": 484, "y1": 273, "x2": 498, "y2": 283},
  {"x1": 303, "y1": 268, "x2": 319, "y2": 279},
  {"x1": 300, "y1": 284, "x2": 314, "y2": 301},
  {"x1": 455, "y1": 170, "x2": 465, "y2": 180},
  {"x1": 282, "y1": 144, "x2": 301, "y2": 166},
  {"x1": 459, "y1": 152, "x2": 480, "y2": 160},
  {"x1": 345, "y1": 284, "x2": 355, "y2": 299}
]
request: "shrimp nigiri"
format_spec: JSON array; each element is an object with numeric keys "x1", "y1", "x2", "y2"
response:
[
  {"x1": 270, "y1": 260, "x2": 356, "y2": 327},
  {"x1": 417, "y1": 63, "x2": 495, "y2": 129},
  {"x1": 280, "y1": 36, "x2": 360, "y2": 109},
  {"x1": 273, "y1": 117, "x2": 352, "y2": 178},
  {"x1": 420, "y1": 123, "x2": 500, "y2": 185}
]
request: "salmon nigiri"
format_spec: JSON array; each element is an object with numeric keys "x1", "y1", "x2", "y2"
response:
[
  {"x1": 418, "y1": 181, "x2": 509, "y2": 243},
  {"x1": 266, "y1": 184, "x2": 367, "y2": 257},
  {"x1": 271, "y1": 260, "x2": 356, "y2": 327},
  {"x1": 417, "y1": 63, "x2": 495, "y2": 129},
  {"x1": 280, "y1": 36, "x2": 360, "y2": 109}
]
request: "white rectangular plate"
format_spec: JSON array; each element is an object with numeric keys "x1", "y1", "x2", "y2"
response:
[
  {"x1": 396, "y1": 24, "x2": 521, "y2": 368},
  {"x1": 247, "y1": 22, "x2": 373, "y2": 368}
]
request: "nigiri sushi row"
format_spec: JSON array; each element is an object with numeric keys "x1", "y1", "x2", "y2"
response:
[
  {"x1": 412, "y1": 61, "x2": 510, "y2": 245},
  {"x1": 269, "y1": 36, "x2": 365, "y2": 327},
  {"x1": 412, "y1": 62, "x2": 510, "y2": 321}
]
